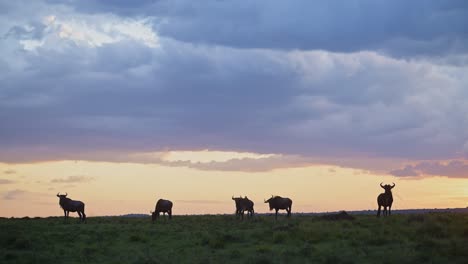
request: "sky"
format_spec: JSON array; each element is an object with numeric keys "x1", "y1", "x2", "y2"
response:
[{"x1": 1, "y1": 0, "x2": 468, "y2": 217}]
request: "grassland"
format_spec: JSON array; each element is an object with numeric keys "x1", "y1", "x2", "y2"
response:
[{"x1": 1, "y1": 213, "x2": 467, "y2": 263}]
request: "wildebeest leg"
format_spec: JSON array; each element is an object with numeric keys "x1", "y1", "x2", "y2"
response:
[
  {"x1": 377, "y1": 205, "x2": 381, "y2": 217},
  {"x1": 77, "y1": 211, "x2": 82, "y2": 222},
  {"x1": 275, "y1": 209, "x2": 279, "y2": 220},
  {"x1": 383, "y1": 206, "x2": 387, "y2": 216},
  {"x1": 168, "y1": 210, "x2": 172, "y2": 219},
  {"x1": 388, "y1": 205, "x2": 392, "y2": 216},
  {"x1": 63, "y1": 210, "x2": 67, "y2": 221}
]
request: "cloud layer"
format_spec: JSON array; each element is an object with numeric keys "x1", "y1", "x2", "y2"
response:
[
  {"x1": 51, "y1": 0, "x2": 468, "y2": 56},
  {"x1": 1, "y1": 1, "x2": 468, "y2": 178}
]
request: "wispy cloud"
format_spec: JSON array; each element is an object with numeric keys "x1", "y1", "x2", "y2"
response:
[
  {"x1": 3, "y1": 170, "x2": 16, "y2": 175},
  {"x1": 50, "y1": 175, "x2": 94, "y2": 183},
  {"x1": 2, "y1": 189, "x2": 50, "y2": 200},
  {"x1": 390, "y1": 160, "x2": 468, "y2": 178},
  {"x1": 2, "y1": 189, "x2": 26, "y2": 200},
  {"x1": 0, "y1": 179, "x2": 15, "y2": 184}
]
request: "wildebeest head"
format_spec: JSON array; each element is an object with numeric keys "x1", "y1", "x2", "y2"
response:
[
  {"x1": 264, "y1": 195, "x2": 275, "y2": 210},
  {"x1": 57, "y1": 192, "x2": 67, "y2": 198},
  {"x1": 56, "y1": 192, "x2": 68, "y2": 204},
  {"x1": 232, "y1": 195, "x2": 243, "y2": 205},
  {"x1": 151, "y1": 211, "x2": 157, "y2": 222},
  {"x1": 380, "y1": 182, "x2": 395, "y2": 193}
]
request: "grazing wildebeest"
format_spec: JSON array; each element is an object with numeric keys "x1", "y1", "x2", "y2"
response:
[
  {"x1": 264, "y1": 195, "x2": 292, "y2": 220},
  {"x1": 232, "y1": 196, "x2": 254, "y2": 219},
  {"x1": 377, "y1": 182, "x2": 395, "y2": 217},
  {"x1": 56, "y1": 193, "x2": 86, "y2": 222},
  {"x1": 151, "y1": 199, "x2": 173, "y2": 222}
]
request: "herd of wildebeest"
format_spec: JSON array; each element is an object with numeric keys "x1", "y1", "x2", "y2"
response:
[{"x1": 56, "y1": 182, "x2": 396, "y2": 223}]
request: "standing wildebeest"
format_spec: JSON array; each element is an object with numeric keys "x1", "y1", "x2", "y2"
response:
[
  {"x1": 151, "y1": 199, "x2": 173, "y2": 222},
  {"x1": 56, "y1": 193, "x2": 86, "y2": 222},
  {"x1": 377, "y1": 182, "x2": 395, "y2": 217},
  {"x1": 232, "y1": 196, "x2": 254, "y2": 219},
  {"x1": 264, "y1": 195, "x2": 292, "y2": 220}
]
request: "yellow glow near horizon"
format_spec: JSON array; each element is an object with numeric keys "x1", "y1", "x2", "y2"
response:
[{"x1": 0, "y1": 158, "x2": 467, "y2": 217}]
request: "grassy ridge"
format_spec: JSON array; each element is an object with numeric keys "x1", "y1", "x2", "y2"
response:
[{"x1": 1, "y1": 213, "x2": 467, "y2": 263}]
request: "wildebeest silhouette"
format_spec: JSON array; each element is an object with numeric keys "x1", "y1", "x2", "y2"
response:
[
  {"x1": 56, "y1": 193, "x2": 86, "y2": 222},
  {"x1": 151, "y1": 199, "x2": 173, "y2": 222},
  {"x1": 232, "y1": 196, "x2": 254, "y2": 219},
  {"x1": 377, "y1": 182, "x2": 395, "y2": 217},
  {"x1": 264, "y1": 195, "x2": 292, "y2": 220}
]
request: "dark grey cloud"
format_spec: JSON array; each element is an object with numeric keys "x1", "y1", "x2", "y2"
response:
[
  {"x1": 3, "y1": 22, "x2": 46, "y2": 40},
  {"x1": 45, "y1": 0, "x2": 161, "y2": 16},
  {"x1": 51, "y1": 176, "x2": 94, "y2": 183},
  {"x1": 1, "y1": 36, "x2": 467, "y2": 166},
  {"x1": 43, "y1": 0, "x2": 468, "y2": 57},
  {"x1": 390, "y1": 160, "x2": 468, "y2": 178},
  {"x1": 0, "y1": 0, "x2": 467, "y2": 176}
]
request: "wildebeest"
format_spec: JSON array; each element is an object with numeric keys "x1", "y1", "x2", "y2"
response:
[
  {"x1": 264, "y1": 195, "x2": 292, "y2": 220},
  {"x1": 377, "y1": 182, "x2": 395, "y2": 217},
  {"x1": 232, "y1": 196, "x2": 254, "y2": 219},
  {"x1": 151, "y1": 199, "x2": 173, "y2": 222},
  {"x1": 56, "y1": 193, "x2": 86, "y2": 222}
]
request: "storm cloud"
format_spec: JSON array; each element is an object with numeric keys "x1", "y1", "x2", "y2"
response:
[
  {"x1": 44, "y1": 0, "x2": 468, "y2": 56},
  {"x1": 1, "y1": 1, "x2": 467, "y2": 177}
]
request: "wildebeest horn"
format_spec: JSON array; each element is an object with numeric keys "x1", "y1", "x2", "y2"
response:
[
  {"x1": 391, "y1": 182, "x2": 395, "y2": 188},
  {"x1": 57, "y1": 192, "x2": 60, "y2": 197},
  {"x1": 65, "y1": 192, "x2": 68, "y2": 196},
  {"x1": 380, "y1": 182, "x2": 384, "y2": 188},
  {"x1": 232, "y1": 195, "x2": 234, "y2": 200}
]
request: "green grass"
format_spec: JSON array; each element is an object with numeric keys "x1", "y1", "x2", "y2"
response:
[{"x1": 1, "y1": 213, "x2": 467, "y2": 263}]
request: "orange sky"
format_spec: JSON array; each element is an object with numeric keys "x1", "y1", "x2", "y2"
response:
[{"x1": 1, "y1": 151, "x2": 467, "y2": 217}]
